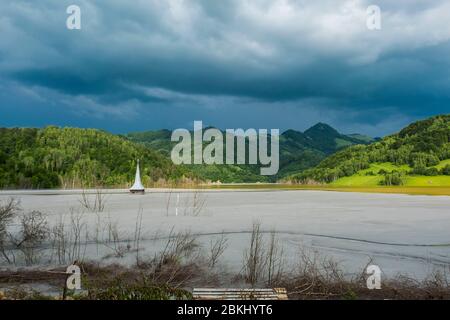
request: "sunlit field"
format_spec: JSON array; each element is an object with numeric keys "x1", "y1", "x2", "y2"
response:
[{"x1": 204, "y1": 184, "x2": 450, "y2": 196}]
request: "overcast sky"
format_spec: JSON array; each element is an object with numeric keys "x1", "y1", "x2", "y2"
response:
[{"x1": 1, "y1": 0, "x2": 449, "y2": 136}]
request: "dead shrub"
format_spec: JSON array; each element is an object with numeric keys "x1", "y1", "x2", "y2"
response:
[
  {"x1": 79, "y1": 189, "x2": 107, "y2": 212},
  {"x1": 242, "y1": 221, "x2": 266, "y2": 286},
  {"x1": 241, "y1": 222, "x2": 286, "y2": 287},
  {"x1": 10, "y1": 210, "x2": 49, "y2": 265},
  {"x1": 0, "y1": 198, "x2": 20, "y2": 264},
  {"x1": 266, "y1": 230, "x2": 285, "y2": 286},
  {"x1": 208, "y1": 233, "x2": 228, "y2": 268}
]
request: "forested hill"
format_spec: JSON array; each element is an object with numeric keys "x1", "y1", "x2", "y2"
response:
[
  {"x1": 127, "y1": 123, "x2": 374, "y2": 180},
  {"x1": 0, "y1": 126, "x2": 193, "y2": 189},
  {"x1": 278, "y1": 124, "x2": 375, "y2": 177},
  {"x1": 290, "y1": 115, "x2": 450, "y2": 185},
  {"x1": 0, "y1": 122, "x2": 380, "y2": 188}
]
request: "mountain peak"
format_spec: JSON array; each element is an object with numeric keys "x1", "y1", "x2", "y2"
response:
[{"x1": 304, "y1": 123, "x2": 339, "y2": 137}]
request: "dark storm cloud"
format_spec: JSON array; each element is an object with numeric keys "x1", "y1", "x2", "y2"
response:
[{"x1": 0, "y1": 0, "x2": 449, "y2": 136}]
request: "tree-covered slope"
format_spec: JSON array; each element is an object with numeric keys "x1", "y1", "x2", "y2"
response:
[
  {"x1": 128, "y1": 129, "x2": 270, "y2": 183},
  {"x1": 0, "y1": 126, "x2": 193, "y2": 189},
  {"x1": 127, "y1": 124, "x2": 373, "y2": 181},
  {"x1": 0, "y1": 122, "x2": 378, "y2": 188},
  {"x1": 289, "y1": 115, "x2": 450, "y2": 185},
  {"x1": 127, "y1": 129, "x2": 174, "y2": 156},
  {"x1": 303, "y1": 123, "x2": 372, "y2": 153},
  {"x1": 277, "y1": 126, "x2": 374, "y2": 177}
]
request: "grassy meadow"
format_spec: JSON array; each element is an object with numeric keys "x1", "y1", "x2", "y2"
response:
[
  {"x1": 201, "y1": 160, "x2": 450, "y2": 195},
  {"x1": 327, "y1": 161, "x2": 450, "y2": 189},
  {"x1": 203, "y1": 183, "x2": 450, "y2": 196}
]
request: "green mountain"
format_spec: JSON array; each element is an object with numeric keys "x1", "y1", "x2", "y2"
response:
[
  {"x1": 0, "y1": 122, "x2": 377, "y2": 188},
  {"x1": 127, "y1": 124, "x2": 374, "y2": 181},
  {"x1": 290, "y1": 115, "x2": 450, "y2": 186},
  {"x1": 126, "y1": 129, "x2": 174, "y2": 156},
  {"x1": 129, "y1": 129, "x2": 270, "y2": 183},
  {"x1": 277, "y1": 125, "x2": 375, "y2": 177},
  {"x1": 0, "y1": 126, "x2": 194, "y2": 189}
]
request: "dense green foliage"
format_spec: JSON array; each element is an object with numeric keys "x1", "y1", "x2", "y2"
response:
[
  {"x1": 380, "y1": 171, "x2": 405, "y2": 186},
  {"x1": 443, "y1": 165, "x2": 450, "y2": 175},
  {"x1": 0, "y1": 121, "x2": 380, "y2": 188},
  {"x1": 127, "y1": 129, "x2": 174, "y2": 156},
  {"x1": 129, "y1": 129, "x2": 269, "y2": 182},
  {"x1": 127, "y1": 123, "x2": 373, "y2": 182},
  {"x1": 0, "y1": 126, "x2": 193, "y2": 189},
  {"x1": 1, "y1": 115, "x2": 447, "y2": 187},
  {"x1": 291, "y1": 115, "x2": 450, "y2": 184}
]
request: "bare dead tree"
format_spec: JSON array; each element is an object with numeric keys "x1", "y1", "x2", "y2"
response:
[
  {"x1": 67, "y1": 209, "x2": 87, "y2": 263},
  {"x1": 242, "y1": 221, "x2": 267, "y2": 287},
  {"x1": 266, "y1": 230, "x2": 285, "y2": 286},
  {"x1": 79, "y1": 188, "x2": 108, "y2": 212},
  {"x1": 154, "y1": 228, "x2": 199, "y2": 270},
  {"x1": 0, "y1": 198, "x2": 20, "y2": 264},
  {"x1": 208, "y1": 233, "x2": 228, "y2": 268},
  {"x1": 134, "y1": 206, "x2": 144, "y2": 264},
  {"x1": 102, "y1": 216, "x2": 131, "y2": 259},
  {"x1": 191, "y1": 190, "x2": 206, "y2": 216},
  {"x1": 10, "y1": 210, "x2": 49, "y2": 265},
  {"x1": 51, "y1": 215, "x2": 68, "y2": 265}
]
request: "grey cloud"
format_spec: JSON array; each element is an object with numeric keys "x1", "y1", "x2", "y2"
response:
[{"x1": 0, "y1": 0, "x2": 449, "y2": 135}]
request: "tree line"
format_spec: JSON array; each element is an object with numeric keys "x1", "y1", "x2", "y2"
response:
[
  {"x1": 290, "y1": 115, "x2": 450, "y2": 185},
  {"x1": 0, "y1": 126, "x2": 195, "y2": 189}
]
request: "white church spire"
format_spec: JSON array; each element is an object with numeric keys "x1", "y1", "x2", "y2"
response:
[{"x1": 130, "y1": 159, "x2": 145, "y2": 194}]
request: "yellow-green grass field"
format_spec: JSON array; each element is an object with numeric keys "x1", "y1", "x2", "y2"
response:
[
  {"x1": 329, "y1": 175, "x2": 450, "y2": 187},
  {"x1": 323, "y1": 186, "x2": 450, "y2": 196},
  {"x1": 327, "y1": 162, "x2": 410, "y2": 187},
  {"x1": 201, "y1": 160, "x2": 450, "y2": 195},
  {"x1": 202, "y1": 183, "x2": 450, "y2": 196},
  {"x1": 329, "y1": 161, "x2": 450, "y2": 188}
]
